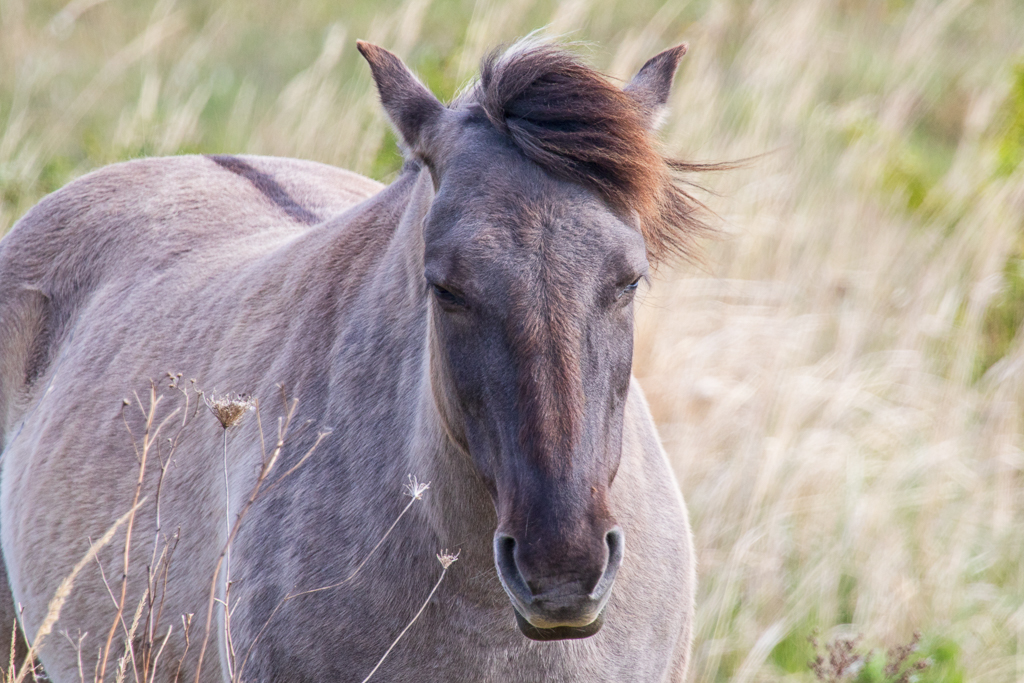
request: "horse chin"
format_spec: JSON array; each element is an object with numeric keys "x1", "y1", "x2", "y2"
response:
[{"x1": 513, "y1": 607, "x2": 605, "y2": 641}]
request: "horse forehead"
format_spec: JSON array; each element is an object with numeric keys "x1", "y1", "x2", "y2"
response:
[
  {"x1": 432, "y1": 148, "x2": 635, "y2": 296},
  {"x1": 464, "y1": 221, "x2": 600, "y2": 321},
  {"x1": 467, "y1": 197, "x2": 609, "y2": 277}
]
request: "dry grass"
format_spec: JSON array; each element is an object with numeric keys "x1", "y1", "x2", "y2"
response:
[
  {"x1": 630, "y1": 1, "x2": 1024, "y2": 680},
  {"x1": 2, "y1": 0, "x2": 1024, "y2": 680},
  {"x1": 0, "y1": 378, "x2": 439, "y2": 683}
]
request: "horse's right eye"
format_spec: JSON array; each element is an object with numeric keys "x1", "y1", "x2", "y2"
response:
[{"x1": 431, "y1": 283, "x2": 466, "y2": 308}]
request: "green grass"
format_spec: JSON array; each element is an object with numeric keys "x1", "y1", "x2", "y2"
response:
[{"x1": 996, "y1": 63, "x2": 1024, "y2": 178}]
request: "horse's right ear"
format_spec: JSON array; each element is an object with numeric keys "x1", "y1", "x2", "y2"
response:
[{"x1": 357, "y1": 41, "x2": 445, "y2": 157}]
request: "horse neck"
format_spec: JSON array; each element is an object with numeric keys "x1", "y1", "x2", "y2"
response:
[
  {"x1": 307, "y1": 164, "x2": 496, "y2": 572},
  {"x1": 355, "y1": 165, "x2": 498, "y2": 576},
  {"x1": 407, "y1": 371, "x2": 499, "y2": 578}
]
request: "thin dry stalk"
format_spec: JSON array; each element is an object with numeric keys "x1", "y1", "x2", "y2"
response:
[
  {"x1": 98, "y1": 385, "x2": 178, "y2": 683},
  {"x1": 204, "y1": 391, "x2": 257, "y2": 682},
  {"x1": 58, "y1": 630, "x2": 87, "y2": 683},
  {"x1": 3, "y1": 620, "x2": 16, "y2": 683},
  {"x1": 12, "y1": 498, "x2": 146, "y2": 683},
  {"x1": 284, "y1": 475, "x2": 429, "y2": 598},
  {"x1": 138, "y1": 540, "x2": 175, "y2": 682},
  {"x1": 118, "y1": 588, "x2": 148, "y2": 683},
  {"x1": 237, "y1": 475, "x2": 430, "y2": 681},
  {"x1": 172, "y1": 615, "x2": 193, "y2": 683},
  {"x1": 145, "y1": 625, "x2": 173, "y2": 683},
  {"x1": 98, "y1": 375, "x2": 195, "y2": 683},
  {"x1": 192, "y1": 397, "x2": 327, "y2": 683},
  {"x1": 359, "y1": 551, "x2": 459, "y2": 683},
  {"x1": 140, "y1": 373, "x2": 198, "y2": 676},
  {"x1": 221, "y1": 426, "x2": 230, "y2": 586}
]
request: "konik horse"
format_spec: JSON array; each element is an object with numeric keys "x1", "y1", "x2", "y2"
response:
[{"x1": 0, "y1": 40, "x2": 706, "y2": 681}]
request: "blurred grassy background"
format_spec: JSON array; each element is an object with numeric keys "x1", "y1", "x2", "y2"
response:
[{"x1": 2, "y1": 0, "x2": 1024, "y2": 680}]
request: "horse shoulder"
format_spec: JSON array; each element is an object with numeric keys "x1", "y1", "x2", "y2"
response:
[
  {"x1": 615, "y1": 377, "x2": 696, "y2": 680},
  {"x1": 619, "y1": 377, "x2": 689, "y2": 526}
]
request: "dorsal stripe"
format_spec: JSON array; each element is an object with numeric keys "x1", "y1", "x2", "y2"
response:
[{"x1": 208, "y1": 155, "x2": 322, "y2": 225}]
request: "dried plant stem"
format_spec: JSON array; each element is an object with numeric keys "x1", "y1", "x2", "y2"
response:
[
  {"x1": 220, "y1": 427, "x2": 233, "y2": 682},
  {"x1": 146, "y1": 625, "x2": 173, "y2": 683},
  {"x1": 114, "y1": 590, "x2": 149, "y2": 683},
  {"x1": 193, "y1": 398, "x2": 327, "y2": 683},
  {"x1": 5, "y1": 622, "x2": 16, "y2": 683},
  {"x1": 98, "y1": 384, "x2": 178, "y2": 683},
  {"x1": 237, "y1": 476, "x2": 429, "y2": 681},
  {"x1": 98, "y1": 392, "x2": 153, "y2": 683},
  {"x1": 222, "y1": 428, "x2": 230, "y2": 567},
  {"x1": 292, "y1": 494, "x2": 420, "y2": 598},
  {"x1": 12, "y1": 498, "x2": 146, "y2": 683},
  {"x1": 359, "y1": 553, "x2": 457, "y2": 683},
  {"x1": 59, "y1": 630, "x2": 86, "y2": 683},
  {"x1": 140, "y1": 373, "x2": 193, "y2": 682},
  {"x1": 172, "y1": 615, "x2": 193, "y2": 683}
]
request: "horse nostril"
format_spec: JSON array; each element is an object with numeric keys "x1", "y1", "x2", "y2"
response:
[
  {"x1": 606, "y1": 527, "x2": 624, "y2": 569},
  {"x1": 494, "y1": 533, "x2": 532, "y2": 604},
  {"x1": 498, "y1": 535, "x2": 515, "y2": 572},
  {"x1": 590, "y1": 526, "x2": 625, "y2": 601}
]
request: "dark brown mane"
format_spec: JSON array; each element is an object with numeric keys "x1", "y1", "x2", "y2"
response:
[{"x1": 464, "y1": 41, "x2": 712, "y2": 264}]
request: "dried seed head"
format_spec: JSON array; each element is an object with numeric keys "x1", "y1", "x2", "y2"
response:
[
  {"x1": 436, "y1": 550, "x2": 460, "y2": 569},
  {"x1": 205, "y1": 393, "x2": 256, "y2": 429},
  {"x1": 403, "y1": 474, "x2": 430, "y2": 500}
]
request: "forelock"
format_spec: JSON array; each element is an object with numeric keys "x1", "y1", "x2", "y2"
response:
[{"x1": 456, "y1": 39, "x2": 714, "y2": 264}]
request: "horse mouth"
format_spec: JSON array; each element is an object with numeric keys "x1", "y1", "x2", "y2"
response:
[{"x1": 513, "y1": 607, "x2": 605, "y2": 641}]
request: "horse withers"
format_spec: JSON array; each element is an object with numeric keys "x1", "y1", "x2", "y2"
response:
[{"x1": 0, "y1": 39, "x2": 705, "y2": 682}]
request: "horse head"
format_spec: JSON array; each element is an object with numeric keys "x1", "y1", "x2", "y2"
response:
[{"x1": 358, "y1": 39, "x2": 701, "y2": 641}]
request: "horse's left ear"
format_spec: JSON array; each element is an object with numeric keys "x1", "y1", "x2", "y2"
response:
[
  {"x1": 623, "y1": 44, "x2": 688, "y2": 130},
  {"x1": 357, "y1": 41, "x2": 445, "y2": 158}
]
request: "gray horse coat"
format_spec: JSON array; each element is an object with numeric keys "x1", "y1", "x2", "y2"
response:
[{"x1": 0, "y1": 41, "x2": 700, "y2": 682}]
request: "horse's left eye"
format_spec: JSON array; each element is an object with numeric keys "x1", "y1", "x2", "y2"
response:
[{"x1": 619, "y1": 277, "x2": 642, "y2": 299}]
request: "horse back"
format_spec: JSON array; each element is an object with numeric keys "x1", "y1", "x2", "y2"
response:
[{"x1": 0, "y1": 155, "x2": 380, "y2": 446}]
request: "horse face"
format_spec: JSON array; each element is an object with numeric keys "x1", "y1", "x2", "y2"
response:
[
  {"x1": 423, "y1": 123, "x2": 648, "y2": 639},
  {"x1": 358, "y1": 38, "x2": 692, "y2": 642}
]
